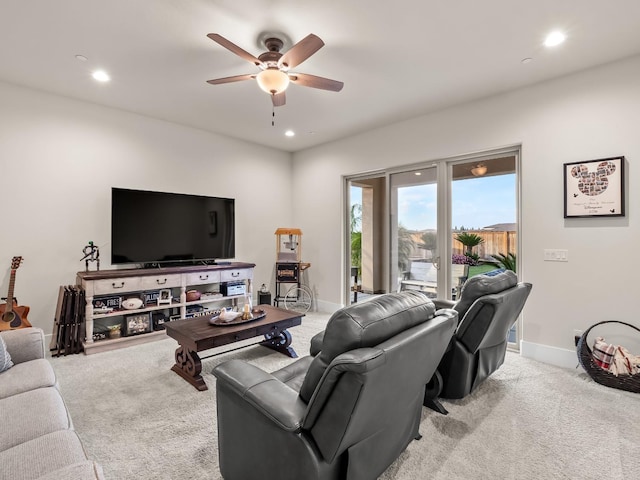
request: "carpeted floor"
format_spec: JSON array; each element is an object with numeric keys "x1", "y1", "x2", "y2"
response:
[{"x1": 50, "y1": 312, "x2": 640, "y2": 479}]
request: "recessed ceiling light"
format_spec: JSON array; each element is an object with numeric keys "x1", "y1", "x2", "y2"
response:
[
  {"x1": 92, "y1": 70, "x2": 110, "y2": 82},
  {"x1": 285, "y1": 130, "x2": 295, "y2": 137},
  {"x1": 75, "y1": 54, "x2": 88, "y2": 62},
  {"x1": 521, "y1": 57, "x2": 533, "y2": 64},
  {"x1": 414, "y1": 172, "x2": 422, "y2": 176},
  {"x1": 544, "y1": 31, "x2": 566, "y2": 47}
]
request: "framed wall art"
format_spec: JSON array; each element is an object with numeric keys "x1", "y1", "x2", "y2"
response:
[{"x1": 563, "y1": 156, "x2": 625, "y2": 218}]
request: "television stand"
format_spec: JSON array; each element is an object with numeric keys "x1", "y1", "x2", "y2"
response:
[{"x1": 76, "y1": 262, "x2": 255, "y2": 354}]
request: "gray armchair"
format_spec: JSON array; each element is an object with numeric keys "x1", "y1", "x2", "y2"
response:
[
  {"x1": 213, "y1": 291, "x2": 458, "y2": 480},
  {"x1": 424, "y1": 269, "x2": 532, "y2": 413}
]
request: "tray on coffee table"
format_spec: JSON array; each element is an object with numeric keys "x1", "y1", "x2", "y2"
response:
[{"x1": 208, "y1": 309, "x2": 266, "y2": 326}]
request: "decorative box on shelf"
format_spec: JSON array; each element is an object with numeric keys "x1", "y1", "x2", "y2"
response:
[
  {"x1": 221, "y1": 281, "x2": 246, "y2": 296},
  {"x1": 152, "y1": 312, "x2": 168, "y2": 330},
  {"x1": 124, "y1": 312, "x2": 151, "y2": 336}
]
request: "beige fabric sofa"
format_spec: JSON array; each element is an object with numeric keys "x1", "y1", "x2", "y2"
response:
[{"x1": 0, "y1": 328, "x2": 103, "y2": 480}]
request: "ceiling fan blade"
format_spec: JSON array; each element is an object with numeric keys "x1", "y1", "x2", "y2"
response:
[
  {"x1": 279, "y1": 34, "x2": 324, "y2": 69},
  {"x1": 289, "y1": 73, "x2": 344, "y2": 92},
  {"x1": 272, "y1": 92, "x2": 286, "y2": 107},
  {"x1": 206, "y1": 74, "x2": 255, "y2": 85},
  {"x1": 207, "y1": 33, "x2": 263, "y2": 66}
]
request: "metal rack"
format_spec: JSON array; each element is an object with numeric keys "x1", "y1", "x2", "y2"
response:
[{"x1": 273, "y1": 228, "x2": 312, "y2": 312}]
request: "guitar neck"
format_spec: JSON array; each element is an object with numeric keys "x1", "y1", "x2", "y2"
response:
[{"x1": 5, "y1": 269, "x2": 15, "y2": 314}]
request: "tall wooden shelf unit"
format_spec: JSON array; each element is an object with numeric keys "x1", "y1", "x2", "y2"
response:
[{"x1": 77, "y1": 262, "x2": 254, "y2": 354}]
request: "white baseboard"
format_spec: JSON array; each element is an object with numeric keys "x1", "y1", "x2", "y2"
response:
[
  {"x1": 313, "y1": 299, "x2": 342, "y2": 314},
  {"x1": 520, "y1": 340, "x2": 581, "y2": 370}
]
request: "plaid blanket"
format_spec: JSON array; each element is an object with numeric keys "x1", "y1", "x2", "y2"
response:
[
  {"x1": 610, "y1": 345, "x2": 640, "y2": 376},
  {"x1": 592, "y1": 336, "x2": 640, "y2": 376},
  {"x1": 592, "y1": 336, "x2": 615, "y2": 370}
]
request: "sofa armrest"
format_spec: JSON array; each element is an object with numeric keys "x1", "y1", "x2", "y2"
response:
[
  {"x1": 213, "y1": 359, "x2": 307, "y2": 432},
  {"x1": 0, "y1": 328, "x2": 45, "y2": 364},
  {"x1": 433, "y1": 299, "x2": 456, "y2": 310}
]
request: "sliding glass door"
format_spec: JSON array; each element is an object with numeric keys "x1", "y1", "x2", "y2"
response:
[{"x1": 345, "y1": 148, "x2": 520, "y2": 346}]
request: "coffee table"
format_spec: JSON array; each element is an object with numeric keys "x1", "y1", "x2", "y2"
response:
[{"x1": 164, "y1": 305, "x2": 303, "y2": 391}]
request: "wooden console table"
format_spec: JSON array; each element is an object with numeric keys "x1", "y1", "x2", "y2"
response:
[{"x1": 76, "y1": 262, "x2": 254, "y2": 354}]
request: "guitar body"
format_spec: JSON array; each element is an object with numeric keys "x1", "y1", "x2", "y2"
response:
[
  {"x1": 1, "y1": 256, "x2": 31, "y2": 330},
  {"x1": 0, "y1": 303, "x2": 31, "y2": 330}
]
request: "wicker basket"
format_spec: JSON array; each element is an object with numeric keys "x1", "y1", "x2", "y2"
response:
[{"x1": 577, "y1": 320, "x2": 640, "y2": 393}]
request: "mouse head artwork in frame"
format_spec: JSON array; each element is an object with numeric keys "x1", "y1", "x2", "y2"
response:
[
  {"x1": 570, "y1": 160, "x2": 616, "y2": 197},
  {"x1": 564, "y1": 156, "x2": 625, "y2": 218}
]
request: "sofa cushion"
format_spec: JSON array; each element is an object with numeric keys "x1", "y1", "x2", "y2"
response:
[
  {"x1": 1, "y1": 328, "x2": 45, "y2": 364},
  {"x1": 299, "y1": 290, "x2": 436, "y2": 403},
  {"x1": 454, "y1": 269, "x2": 517, "y2": 319},
  {"x1": 0, "y1": 358, "x2": 57, "y2": 400},
  {"x1": 0, "y1": 334, "x2": 12, "y2": 373},
  {"x1": 0, "y1": 430, "x2": 96, "y2": 480},
  {"x1": 0, "y1": 387, "x2": 72, "y2": 451}
]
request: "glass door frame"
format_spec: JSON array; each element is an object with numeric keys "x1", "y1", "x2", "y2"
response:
[
  {"x1": 388, "y1": 163, "x2": 447, "y2": 297},
  {"x1": 343, "y1": 170, "x2": 388, "y2": 307},
  {"x1": 343, "y1": 144, "x2": 523, "y2": 347}
]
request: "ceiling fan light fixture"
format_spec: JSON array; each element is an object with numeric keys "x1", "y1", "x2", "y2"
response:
[
  {"x1": 256, "y1": 68, "x2": 289, "y2": 95},
  {"x1": 471, "y1": 164, "x2": 488, "y2": 176}
]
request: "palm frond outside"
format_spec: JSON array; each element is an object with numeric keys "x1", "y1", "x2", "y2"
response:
[{"x1": 486, "y1": 252, "x2": 517, "y2": 272}]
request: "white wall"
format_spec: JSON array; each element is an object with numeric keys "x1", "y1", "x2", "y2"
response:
[
  {"x1": 3, "y1": 54, "x2": 639, "y2": 367},
  {"x1": 292, "y1": 55, "x2": 640, "y2": 367},
  {"x1": 0, "y1": 81, "x2": 292, "y2": 334}
]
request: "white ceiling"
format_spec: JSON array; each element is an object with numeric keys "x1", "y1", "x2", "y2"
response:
[{"x1": 3, "y1": 1, "x2": 640, "y2": 152}]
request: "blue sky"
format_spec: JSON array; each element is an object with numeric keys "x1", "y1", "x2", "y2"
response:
[{"x1": 351, "y1": 174, "x2": 516, "y2": 230}]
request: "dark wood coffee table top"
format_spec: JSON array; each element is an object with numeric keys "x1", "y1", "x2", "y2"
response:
[
  {"x1": 164, "y1": 305, "x2": 304, "y2": 390},
  {"x1": 164, "y1": 305, "x2": 302, "y2": 351}
]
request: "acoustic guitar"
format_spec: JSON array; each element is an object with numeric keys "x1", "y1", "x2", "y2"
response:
[{"x1": 0, "y1": 256, "x2": 31, "y2": 330}]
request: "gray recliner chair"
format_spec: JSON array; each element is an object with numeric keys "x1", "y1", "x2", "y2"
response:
[
  {"x1": 212, "y1": 291, "x2": 458, "y2": 480},
  {"x1": 424, "y1": 269, "x2": 532, "y2": 413}
]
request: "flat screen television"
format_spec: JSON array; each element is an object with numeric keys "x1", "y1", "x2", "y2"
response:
[{"x1": 111, "y1": 188, "x2": 235, "y2": 266}]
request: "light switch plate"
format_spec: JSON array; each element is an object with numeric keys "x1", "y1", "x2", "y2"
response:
[{"x1": 544, "y1": 249, "x2": 568, "y2": 262}]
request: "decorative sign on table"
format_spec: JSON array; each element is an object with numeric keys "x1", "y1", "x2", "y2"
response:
[{"x1": 563, "y1": 156, "x2": 625, "y2": 218}]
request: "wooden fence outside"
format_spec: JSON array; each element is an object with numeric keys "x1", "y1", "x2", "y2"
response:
[
  {"x1": 452, "y1": 230, "x2": 517, "y2": 258},
  {"x1": 409, "y1": 230, "x2": 517, "y2": 260}
]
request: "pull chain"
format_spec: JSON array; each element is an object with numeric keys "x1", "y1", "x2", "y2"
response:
[{"x1": 272, "y1": 102, "x2": 275, "y2": 127}]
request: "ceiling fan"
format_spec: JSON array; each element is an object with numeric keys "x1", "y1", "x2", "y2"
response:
[{"x1": 206, "y1": 33, "x2": 344, "y2": 107}]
